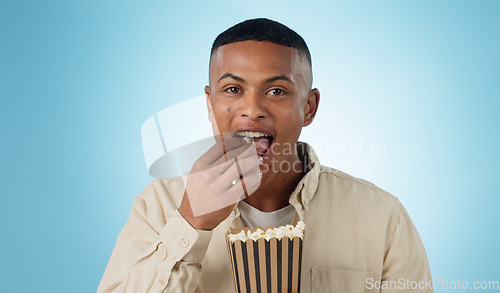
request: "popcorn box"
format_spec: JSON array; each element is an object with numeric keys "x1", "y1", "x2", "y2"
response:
[{"x1": 226, "y1": 224, "x2": 304, "y2": 293}]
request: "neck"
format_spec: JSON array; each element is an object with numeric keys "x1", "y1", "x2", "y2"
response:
[{"x1": 243, "y1": 153, "x2": 305, "y2": 212}]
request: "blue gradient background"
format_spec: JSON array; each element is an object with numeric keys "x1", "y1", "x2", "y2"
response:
[{"x1": 1, "y1": 0, "x2": 499, "y2": 292}]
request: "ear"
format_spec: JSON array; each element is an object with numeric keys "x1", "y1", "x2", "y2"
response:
[
  {"x1": 205, "y1": 85, "x2": 215, "y2": 123},
  {"x1": 303, "y1": 88, "x2": 320, "y2": 127},
  {"x1": 205, "y1": 85, "x2": 221, "y2": 136}
]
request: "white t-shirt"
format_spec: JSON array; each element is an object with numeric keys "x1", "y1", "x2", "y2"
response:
[{"x1": 238, "y1": 200, "x2": 296, "y2": 230}]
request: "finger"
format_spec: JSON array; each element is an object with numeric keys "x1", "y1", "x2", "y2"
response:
[
  {"x1": 239, "y1": 169, "x2": 262, "y2": 198},
  {"x1": 212, "y1": 141, "x2": 255, "y2": 166},
  {"x1": 194, "y1": 139, "x2": 237, "y2": 167},
  {"x1": 188, "y1": 163, "x2": 260, "y2": 217},
  {"x1": 215, "y1": 132, "x2": 249, "y2": 151},
  {"x1": 235, "y1": 154, "x2": 260, "y2": 176},
  {"x1": 189, "y1": 146, "x2": 257, "y2": 187},
  {"x1": 219, "y1": 133, "x2": 252, "y2": 159},
  {"x1": 195, "y1": 142, "x2": 226, "y2": 167},
  {"x1": 213, "y1": 151, "x2": 259, "y2": 188},
  {"x1": 190, "y1": 169, "x2": 245, "y2": 217},
  {"x1": 190, "y1": 184, "x2": 244, "y2": 217},
  {"x1": 237, "y1": 155, "x2": 261, "y2": 199},
  {"x1": 198, "y1": 135, "x2": 248, "y2": 167},
  {"x1": 218, "y1": 161, "x2": 244, "y2": 188},
  {"x1": 217, "y1": 132, "x2": 248, "y2": 146},
  {"x1": 220, "y1": 155, "x2": 259, "y2": 198},
  {"x1": 189, "y1": 158, "x2": 236, "y2": 182}
]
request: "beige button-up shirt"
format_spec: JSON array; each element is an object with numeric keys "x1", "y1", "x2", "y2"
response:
[{"x1": 98, "y1": 143, "x2": 432, "y2": 292}]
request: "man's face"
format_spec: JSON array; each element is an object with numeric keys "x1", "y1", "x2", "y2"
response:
[{"x1": 205, "y1": 40, "x2": 318, "y2": 179}]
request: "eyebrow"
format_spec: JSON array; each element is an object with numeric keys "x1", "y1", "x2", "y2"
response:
[
  {"x1": 217, "y1": 73, "x2": 294, "y2": 85},
  {"x1": 217, "y1": 73, "x2": 245, "y2": 84},
  {"x1": 264, "y1": 75, "x2": 294, "y2": 85}
]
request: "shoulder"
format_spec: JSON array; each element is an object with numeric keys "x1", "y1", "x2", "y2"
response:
[
  {"x1": 315, "y1": 165, "x2": 402, "y2": 215},
  {"x1": 310, "y1": 165, "x2": 405, "y2": 239},
  {"x1": 318, "y1": 165, "x2": 396, "y2": 198}
]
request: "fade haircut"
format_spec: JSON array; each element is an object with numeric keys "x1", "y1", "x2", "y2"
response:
[{"x1": 210, "y1": 18, "x2": 312, "y2": 67}]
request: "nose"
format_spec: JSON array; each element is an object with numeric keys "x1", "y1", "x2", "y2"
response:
[{"x1": 240, "y1": 91, "x2": 266, "y2": 120}]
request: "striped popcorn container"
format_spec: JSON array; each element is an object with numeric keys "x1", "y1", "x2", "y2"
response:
[{"x1": 226, "y1": 225, "x2": 304, "y2": 293}]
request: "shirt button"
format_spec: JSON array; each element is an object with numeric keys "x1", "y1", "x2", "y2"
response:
[
  {"x1": 181, "y1": 238, "x2": 189, "y2": 247},
  {"x1": 158, "y1": 278, "x2": 164, "y2": 285}
]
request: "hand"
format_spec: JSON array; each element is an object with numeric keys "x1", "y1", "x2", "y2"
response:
[{"x1": 178, "y1": 133, "x2": 261, "y2": 230}]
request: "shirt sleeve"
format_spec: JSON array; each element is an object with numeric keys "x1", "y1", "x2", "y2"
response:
[
  {"x1": 381, "y1": 202, "x2": 433, "y2": 293},
  {"x1": 97, "y1": 196, "x2": 213, "y2": 293}
]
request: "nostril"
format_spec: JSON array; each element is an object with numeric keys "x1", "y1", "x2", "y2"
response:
[
  {"x1": 240, "y1": 99, "x2": 266, "y2": 119},
  {"x1": 241, "y1": 113, "x2": 265, "y2": 119}
]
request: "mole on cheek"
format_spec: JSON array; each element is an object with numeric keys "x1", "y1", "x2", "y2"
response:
[{"x1": 226, "y1": 107, "x2": 231, "y2": 112}]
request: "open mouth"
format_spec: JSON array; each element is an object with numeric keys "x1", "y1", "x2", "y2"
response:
[{"x1": 234, "y1": 131, "x2": 274, "y2": 157}]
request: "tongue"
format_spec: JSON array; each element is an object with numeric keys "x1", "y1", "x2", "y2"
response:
[{"x1": 253, "y1": 137, "x2": 271, "y2": 155}]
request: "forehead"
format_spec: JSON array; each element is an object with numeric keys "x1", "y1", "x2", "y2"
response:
[{"x1": 209, "y1": 41, "x2": 308, "y2": 83}]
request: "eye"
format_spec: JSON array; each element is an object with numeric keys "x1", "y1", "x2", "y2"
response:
[
  {"x1": 267, "y1": 88, "x2": 286, "y2": 96},
  {"x1": 225, "y1": 87, "x2": 242, "y2": 94}
]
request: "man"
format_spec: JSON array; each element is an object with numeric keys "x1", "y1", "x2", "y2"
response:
[{"x1": 98, "y1": 18, "x2": 432, "y2": 292}]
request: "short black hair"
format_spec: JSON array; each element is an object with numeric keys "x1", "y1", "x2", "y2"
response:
[{"x1": 210, "y1": 18, "x2": 312, "y2": 67}]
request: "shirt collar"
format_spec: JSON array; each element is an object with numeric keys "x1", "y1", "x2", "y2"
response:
[{"x1": 288, "y1": 142, "x2": 320, "y2": 219}]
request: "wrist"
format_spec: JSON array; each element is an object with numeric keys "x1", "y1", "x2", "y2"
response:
[{"x1": 178, "y1": 206, "x2": 216, "y2": 231}]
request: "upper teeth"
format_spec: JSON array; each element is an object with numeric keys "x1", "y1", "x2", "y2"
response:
[{"x1": 236, "y1": 131, "x2": 271, "y2": 138}]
